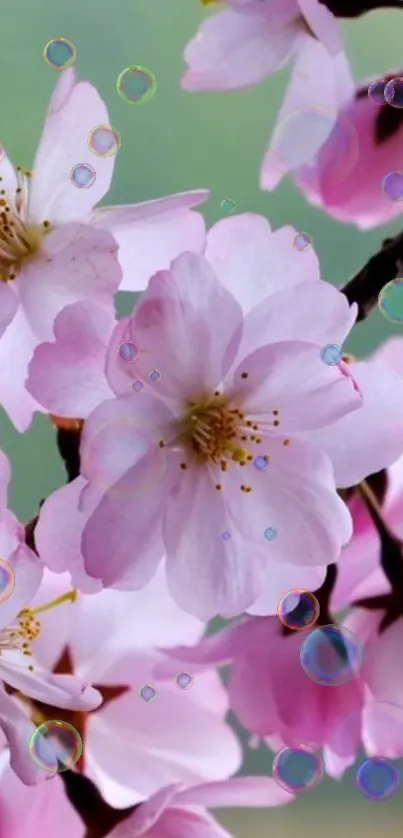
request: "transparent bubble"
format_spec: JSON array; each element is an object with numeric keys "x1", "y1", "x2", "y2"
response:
[
  {"x1": 273, "y1": 108, "x2": 358, "y2": 189},
  {"x1": 149, "y1": 369, "x2": 161, "y2": 383},
  {"x1": 0, "y1": 559, "x2": 15, "y2": 603},
  {"x1": 29, "y1": 721, "x2": 82, "y2": 773},
  {"x1": 70, "y1": 163, "x2": 96, "y2": 189},
  {"x1": 300, "y1": 624, "x2": 363, "y2": 687},
  {"x1": 87, "y1": 125, "x2": 121, "y2": 158},
  {"x1": 253, "y1": 455, "x2": 269, "y2": 472},
  {"x1": 117, "y1": 66, "x2": 157, "y2": 105},
  {"x1": 367, "y1": 79, "x2": 387, "y2": 104},
  {"x1": 139, "y1": 685, "x2": 158, "y2": 703},
  {"x1": 118, "y1": 341, "x2": 138, "y2": 362},
  {"x1": 293, "y1": 232, "x2": 312, "y2": 252},
  {"x1": 132, "y1": 380, "x2": 144, "y2": 393},
  {"x1": 43, "y1": 38, "x2": 76, "y2": 71},
  {"x1": 382, "y1": 171, "x2": 403, "y2": 202},
  {"x1": 356, "y1": 757, "x2": 401, "y2": 801},
  {"x1": 277, "y1": 589, "x2": 320, "y2": 632},
  {"x1": 384, "y1": 77, "x2": 403, "y2": 109},
  {"x1": 221, "y1": 531, "x2": 231, "y2": 541},
  {"x1": 272, "y1": 745, "x2": 324, "y2": 794},
  {"x1": 264, "y1": 527, "x2": 277, "y2": 542},
  {"x1": 378, "y1": 278, "x2": 403, "y2": 324},
  {"x1": 320, "y1": 343, "x2": 343, "y2": 366},
  {"x1": 175, "y1": 672, "x2": 194, "y2": 690},
  {"x1": 221, "y1": 198, "x2": 236, "y2": 214}
]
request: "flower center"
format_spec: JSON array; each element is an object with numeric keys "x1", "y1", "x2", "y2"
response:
[
  {"x1": 0, "y1": 167, "x2": 51, "y2": 281},
  {"x1": 0, "y1": 590, "x2": 78, "y2": 669},
  {"x1": 181, "y1": 394, "x2": 255, "y2": 466}
]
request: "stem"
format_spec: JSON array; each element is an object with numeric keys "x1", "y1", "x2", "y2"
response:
[
  {"x1": 357, "y1": 481, "x2": 403, "y2": 589},
  {"x1": 340, "y1": 230, "x2": 403, "y2": 321},
  {"x1": 59, "y1": 770, "x2": 136, "y2": 838}
]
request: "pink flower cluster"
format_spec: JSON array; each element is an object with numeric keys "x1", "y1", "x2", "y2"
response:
[{"x1": 2, "y1": 6, "x2": 403, "y2": 832}]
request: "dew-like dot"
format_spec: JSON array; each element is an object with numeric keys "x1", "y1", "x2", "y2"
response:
[
  {"x1": 29, "y1": 721, "x2": 82, "y2": 773},
  {"x1": 117, "y1": 66, "x2": 157, "y2": 105},
  {"x1": 221, "y1": 531, "x2": 231, "y2": 541},
  {"x1": 320, "y1": 344, "x2": 342, "y2": 366},
  {"x1": 221, "y1": 198, "x2": 236, "y2": 214},
  {"x1": 254, "y1": 456, "x2": 269, "y2": 472},
  {"x1": 272, "y1": 746, "x2": 324, "y2": 794},
  {"x1": 378, "y1": 278, "x2": 403, "y2": 324},
  {"x1": 264, "y1": 527, "x2": 277, "y2": 542},
  {"x1": 277, "y1": 589, "x2": 320, "y2": 632},
  {"x1": 175, "y1": 672, "x2": 194, "y2": 690},
  {"x1": 293, "y1": 232, "x2": 312, "y2": 252},
  {"x1": 149, "y1": 369, "x2": 161, "y2": 383},
  {"x1": 87, "y1": 125, "x2": 121, "y2": 158},
  {"x1": 367, "y1": 79, "x2": 387, "y2": 104},
  {"x1": 132, "y1": 380, "x2": 144, "y2": 392},
  {"x1": 43, "y1": 38, "x2": 76, "y2": 71},
  {"x1": 139, "y1": 684, "x2": 158, "y2": 703},
  {"x1": 382, "y1": 171, "x2": 403, "y2": 202},
  {"x1": 300, "y1": 624, "x2": 363, "y2": 687},
  {"x1": 384, "y1": 77, "x2": 403, "y2": 109},
  {"x1": 356, "y1": 757, "x2": 401, "y2": 801},
  {"x1": 118, "y1": 341, "x2": 138, "y2": 362},
  {"x1": 70, "y1": 163, "x2": 96, "y2": 189},
  {"x1": 0, "y1": 558, "x2": 15, "y2": 603}
]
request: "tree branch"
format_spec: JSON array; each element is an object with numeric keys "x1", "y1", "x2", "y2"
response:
[
  {"x1": 340, "y1": 230, "x2": 403, "y2": 321},
  {"x1": 59, "y1": 770, "x2": 137, "y2": 838}
]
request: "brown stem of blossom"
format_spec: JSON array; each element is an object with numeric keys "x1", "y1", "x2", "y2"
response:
[
  {"x1": 340, "y1": 230, "x2": 403, "y2": 321},
  {"x1": 56, "y1": 425, "x2": 82, "y2": 483},
  {"x1": 59, "y1": 770, "x2": 137, "y2": 838},
  {"x1": 320, "y1": 0, "x2": 403, "y2": 17},
  {"x1": 281, "y1": 563, "x2": 337, "y2": 636}
]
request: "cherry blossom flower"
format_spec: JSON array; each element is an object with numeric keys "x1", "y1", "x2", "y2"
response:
[
  {"x1": 107, "y1": 776, "x2": 294, "y2": 838},
  {"x1": 20, "y1": 566, "x2": 241, "y2": 808},
  {"x1": 27, "y1": 215, "x2": 403, "y2": 618},
  {"x1": 0, "y1": 450, "x2": 102, "y2": 785},
  {"x1": 182, "y1": 0, "x2": 342, "y2": 92},
  {"x1": 0, "y1": 68, "x2": 207, "y2": 431}
]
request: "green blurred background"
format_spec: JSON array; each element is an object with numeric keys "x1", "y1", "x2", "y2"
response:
[{"x1": 2, "y1": 0, "x2": 403, "y2": 833}]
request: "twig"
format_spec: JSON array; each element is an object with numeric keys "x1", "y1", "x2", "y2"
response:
[{"x1": 340, "y1": 230, "x2": 403, "y2": 321}]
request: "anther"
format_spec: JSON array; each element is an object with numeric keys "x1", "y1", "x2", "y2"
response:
[
  {"x1": 283, "y1": 439, "x2": 291, "y2": 447},
  {"x1": 215, "y1": 484, "x2": 223, "y2": 491},
  {"x1": 158, "y1": 440, "x2": 165, "y2": 448},
  {"x1": 180, "y1": 462, "x2": 188, "y2": 470},
  {"x1": 240, "y1": 372, "x2": 248, "y2": 379}
]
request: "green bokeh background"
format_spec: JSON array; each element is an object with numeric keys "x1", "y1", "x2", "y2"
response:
[{"x1": 2, "y1": 0, "x2": 403, "y2": 834}]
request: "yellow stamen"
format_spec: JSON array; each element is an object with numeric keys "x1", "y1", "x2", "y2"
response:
[{"x1": 22, "y1": 589, "x2": 78, "y2": 618}]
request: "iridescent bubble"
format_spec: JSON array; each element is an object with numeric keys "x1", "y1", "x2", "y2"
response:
[
  {"x1": 264, "y1": 527, "x2": 277, "y2": 542},
  {"x1": 221, "y1": 198, "x2": 236, "y2": 214},
  {"x1": 384, "y1": 77, "x2": 403, "y2": 109},
  {"x1": 254, "y1": 455, "x2": 269, "y2": 472},
  {"x1": 277, "y1": 589, "x2": 320, "y2": 632},
  {"x1": 43, "y1": 38, "x2": 76, "y2": 71},
  {"x1": 272, "y1": 108, "x2": 358, "y2": 189},
  {"x1": 221, "y1": 531, "x2": 231, "y2": 541},
  {"x1": 117, "y1": 66, "x2": 157, "y2": 105},
  {"x1": 320, "y1": 343, "x2": 342, "y2": 366},
  {"x1": 378, "y1": 278, "x2": 403, "y2": 324},
  {"x1": 367, "y1": 79, "x2": 387, "y2": 104},
  {"x1": 87, "y1": 125, "x2": 121, "y2": 158},
  {"x1": 29, "y1": 720, "x2": 82, "y2": 773},
  {"x1": 132, "y1": 380, "x2": 144, "y2": 392},
  {"x1": 0, "y1": 559, "x2": 15, "y2": 603},
  {"x1": 293, "y1": 232, "x2": 312, "y2": 252},
  {"x1": 70, "y1": 163, "x2": 96, "y2": 189},
  {"x1": 356, "y1": 758, "x2": 401, "y2": 801},
  {"x1": 149, "y1": 369, "x2": 161, "y2": 383},
  {"x1": 118, "y1": 341, "x2": 138, "y2": 362},
  {"x1": 272, "y1": 745, "x2": 324, "y2": 794},
  {"x1": 382, "y1": 171, "x2": 403, "y2": 202},
  {"x1": 139, "y1": 684, "x2": 158, "y2": 703},
  {"x1": 300, "y1": 624, "x2": 363, "y2": 687},
  {"x1": 175, "y1": 672, "x2": 194, "y2": 690}
]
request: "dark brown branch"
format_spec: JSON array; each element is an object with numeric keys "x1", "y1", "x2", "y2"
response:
[
  {"x1": 55, "y1": 425, "x2": 83, "y2": 483},
  {"x1": 340, "y1": 230, "x2": 403, "y2": 321},
  {"x1": 59, "y1": 770, "x2": 137, "y2": 838},
  {"x1": 320, "y1": 0, "x2": 403, "y2": 17}
]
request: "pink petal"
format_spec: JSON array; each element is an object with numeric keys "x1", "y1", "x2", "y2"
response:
[
  {"x1": 296, "y1": 0, "x2": 342, "y2": 55},
  {"x1": 0, "y1": 543, "x2": 43, "y2": 632},
  {"x1": 164, "y1": 467, "x2": 268, "y2": 619},
  {"x1": 182, "y1": 9, "x2": 299, "y2": 91},
  {"x1": 109, "y1": 806, "x2": 232, "y2": 838},
  {"x1": 0, "y1": 767, "x2": 83, "y2": 838},
  {"x1": 35, "y1": 478, "x2": 102, "y2": 593},
  {"x1": 0, "y1": 284, "x2": 18, "y2": 339},
  {"x1": 19, "y1": 224, "x2": 121, "y2": 340},
  {"x1": 204, "y1": 215, "x2": 320, "y2": 312},
  {"x1": 299, "y1": 360, "x2": 403, "y2": 487},
  {"x1": 246, "y1": 561, "x2": 326, "y2": 615},
  {"x1": 0, "y1": 448, "x2": 12, "y2": 514},
  {"x1": 26, "y1": 301, "x2": 115, "y2": 418},
  {"x1": 113, "y1": 254, "x2": 243, "y2": 403},
  {"x1": 104, "y1": 317, "x2": 136, "y2": 397},
  {"x1": 92, "y1": 192, "x2": 208, "y2": 292},
  {"x1": 176, "y1": 776, "x2": 295, "y2": 808},
  {"x1": 230, "y1": 340, "x2": 361, "y2": 431},
  {"x1": 28, "y1": 68, "x2": 115, "y2": 224},
  {"x1": 0, "y1": 308, "x2": 44, "y2": 431},
  {"x1": 0, "y1": 661, "x2": 102, "y2": 712},
  {"x1": 260, "y1": 38, "x2": 354, "y2": 190},
  {"x1": 0, "y1": 689, "x2": 54, "y2": 784}
]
